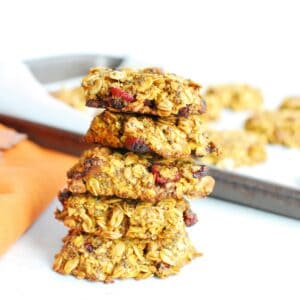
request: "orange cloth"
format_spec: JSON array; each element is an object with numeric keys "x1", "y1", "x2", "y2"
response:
[{"x1": 0, "y1": 125, "x2": 76, "y2": 255}]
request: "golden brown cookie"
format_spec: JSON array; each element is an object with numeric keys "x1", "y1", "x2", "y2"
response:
[
  {"x1": 245, "y1": 110, "x2": 300, "y2": 148},
  {"x1": 56, "y1": 194, "x2": 198, "y2": 239},
  {"x1": 202, "y1": 129, "x2": 267, "y2": 168},
  {"x1": 84, "y1": 111, "x2": 209, "y2": 158},
  {"x1": 67, "y1": 147, "x2": 215, "y2": 202},
  {"x1": 279, "y1": 96, "x2": 300, "y2": 111},
  {"x1": 204, "y1": 84, "x2": 263, "y2": 111},
  {"x1": 82, "y1": 67, "x2": 206, "y2": 117},
  {"x1": 53, "y1": 231, "x2": 199, "y2": 282}
]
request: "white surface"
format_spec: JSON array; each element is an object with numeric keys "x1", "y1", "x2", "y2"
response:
[
  {"x1": 0, "y1": 1, "x2": 300, "y2": 299},
  {"x1": 0, "y1": 198, "x2": 299, "y2": 300},
  {"x1": 0, "y1": 62, "x2": 91, "y2": 134}
]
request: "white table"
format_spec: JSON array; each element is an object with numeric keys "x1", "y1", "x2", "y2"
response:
[{"x1": 1, "y1": 197, "x2": 299, "y2": 300}]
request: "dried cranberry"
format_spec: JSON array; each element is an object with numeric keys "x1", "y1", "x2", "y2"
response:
[
  {"x1": 184, "y1": 210, "x2": 198, "y2": 226},
  {"x1": 124, "y1": 137, "x2": 150, "y2": 153},
  {"x1": 154, "y1": 174, "x2": 168, "y2": 185},
  {"x1": 86, "y1": 99, "x2": 101, "y2": 108},
  {"x1": 192, "y1": 165, "x2": 207, "y2": 178},
  {"x1": 206, "y1": 141, "x2": 217, "y2": 153},
  {"x1": 84, "y1": 157, "x2": 99, "y2": 170},
  {"x1": 58, "y1": 189, "x2": 71, "y2": 204},
  {"x1": 144, "y1": 99, "x2": 156, "y2": 109},
  {"x1": 178, "y1": 106, "x2": 190, "y2": 117},
  {"x1": 85, "y1": 243, "x2": 93, "y2": 253},
  {"x1": 151, "y1": 164, "x2": 181, "y2": 186},
  {"x1": 151, "y1": 164, "x2": 167, "y2": 185},
  {"x1": 111, "y1": 98, "x2": 125, "y2": 109},
  {"x1": 110, "y1": 87, "x2": 134, "y2": 102},
  {"x1": 172, "y1": 172, "x2": 182, "y2": 182},
  {"x1": 156, "y1": 262, "x2": 170, "y2": 271},
  {"x1": 67, "y1": 169, "x2": 84, "y2": 179}
]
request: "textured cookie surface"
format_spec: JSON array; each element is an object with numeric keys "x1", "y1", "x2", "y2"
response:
[
  {"x1": 51, "y1": 87, "x2": 87, "y2": 111},
  {"x1": 53, "y1": 231, "x2": 199, "y2": 282},
  {"x1": 84, "y1": 111, "x2": 210, "y2": 158},
  {"x1": 56, "y1": 194, "x2": 198, "y2": 239},
  {"x1": 67, "y1": 147, "x2": 215, "y2": 202},
  {"x1": 245, "y1": 110, "x2": 300, "y2": 148},
  {"x1": 82, "y1": 67, "x2": 206, "y2": 117},
  {"x1": 202, "y1": 129, "x2": 267, "y2": 168},
  {"x1": 204, "y1": 84, "x2": 263, "y2": 111},
  {"x1": 279, "y1": 97, "x2": 300, "y2": 111}
]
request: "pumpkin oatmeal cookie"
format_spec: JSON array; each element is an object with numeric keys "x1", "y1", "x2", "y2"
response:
[
  {"x1": 245, "y1": 110, "x2": 300, "y2": 148},
  {"x1": 204, "y1": 84, "x2": 263, "y2": 111},
  {"x1": 56, "y1": 194, "x2": 197, "y2": 240},
  {"x1": 202, "y1": 129, "x2": 267, "y2": 168},
  {"x1": 53, "y1": 231, "x2": 199, "y2": 282},
  {"x1": 67, "y1": 147, "x2": 215, "y2": 202},
  {"x1": 82, "y1": 67, "x2": 206, "y2": 117},
  {"x1": 84, "y1": 111, "x2": 210, "y2": 158},
  {"x1": 51, "y1": 87, "x2": 87, "y2": 111},
  {"x1": 201, "y1": 93, "x2": 222, "y2": 121},
  {"x1": 279, "y1": 96, "x2": 300, "y2": 111}
]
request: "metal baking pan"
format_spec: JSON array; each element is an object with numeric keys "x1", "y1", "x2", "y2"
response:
[
  {"x1": 25, "y1": 53, "x2": 124, "y2": 84},
  {"x1": 5, "y1": 54, "x2": 298, "y2": 219}
]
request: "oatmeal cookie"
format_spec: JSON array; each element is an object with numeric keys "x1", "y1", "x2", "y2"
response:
[
  {"x1": 279, "y1": 96, "x2": 300, "y2": 111},
  {"x1": 67, "y1": 147, "x2": 215, "y2": 202},
  {"x1": 56, "y1": 194, "x2": 197, "y2": 239},
  {"x1": 84, "y1": 111, "x2": 210, "y2": 158},
  {"x1": 53, "y1": 231, "x2": 199, "y2": 282},
  {"x1": 201, "y1": 93, "x2": 222, "y2": 121},
  {"x1": 204, "y1": 84, "x2": 263, "y2": 111},
  {"x1": 202, "y1": 129, "x2": 267, "y2": 168},
  {"x1": 51, "y1": 87, "x2": 86, "y2": 111},
  {"x1": 245, "y1": 110, "x2": 300, "y2": 148},
  {"x1": 82, "y1": 67, "x2": 206, "y2": 117}
]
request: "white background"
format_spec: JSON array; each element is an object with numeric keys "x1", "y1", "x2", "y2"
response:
[{"x1": 0, "y1": 1, "x2": 300, "y2": 300}]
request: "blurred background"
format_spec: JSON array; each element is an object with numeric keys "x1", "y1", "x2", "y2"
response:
[{"x1": 1, "y1": 0, "x2": 300, "y2": 94}]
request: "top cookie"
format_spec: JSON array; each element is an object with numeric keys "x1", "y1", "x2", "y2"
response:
[{"x1": 82, "y1": 67, "x2": 206, "y2": 117}]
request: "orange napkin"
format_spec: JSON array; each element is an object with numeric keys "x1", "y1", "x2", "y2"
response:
[{"x1": 0, "y1": 124, "x2": 76, "y2": 255}]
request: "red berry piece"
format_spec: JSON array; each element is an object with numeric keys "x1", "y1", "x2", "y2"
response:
[
  {"x1": 178, "y1": 106, "x2": 190, "y2": 117},
  {"x1": 192, "y1": 165, "x2": 207, "y2": 178},
  {"x1": 85, "y1": 243, "x2": 94, "y2": 253},
  {"x1": 144, "y1": 99, "x2": 156, "y2": 109},
  {"x1": 184, "y1": 210, "x2": 198, "y2": 226},
  {"x1": 86, "y1": 99, "x2": 102, "y2": 108},
  {"x1": 58, "y1": 189, "x2": 71, "y2": 204},
  {"x1": 206, "y1": 142, "x2": 217, "y2": 154},
  {"x1": 151, "y1": 164, "x2": 181, "y2": 186},
  {"x1": 151, "y1": 164, "x2": 167, "y2": 185},
  {"x1": 172, "y1": 172, "x2": 182, "y2": 182},
  {"x1": 110, "y1": 87, "x2": 134, "y2": 102},
  {"x1": 111, "y1": 98, "x2": 125, "y2": 109},
  {"x1": 124, "y1": 137, "x2": 150, "y2": 153}
]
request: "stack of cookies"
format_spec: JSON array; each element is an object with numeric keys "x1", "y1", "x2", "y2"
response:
[{"x1": 53, "y1": 67, "x2": 216, "y2": 282}]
